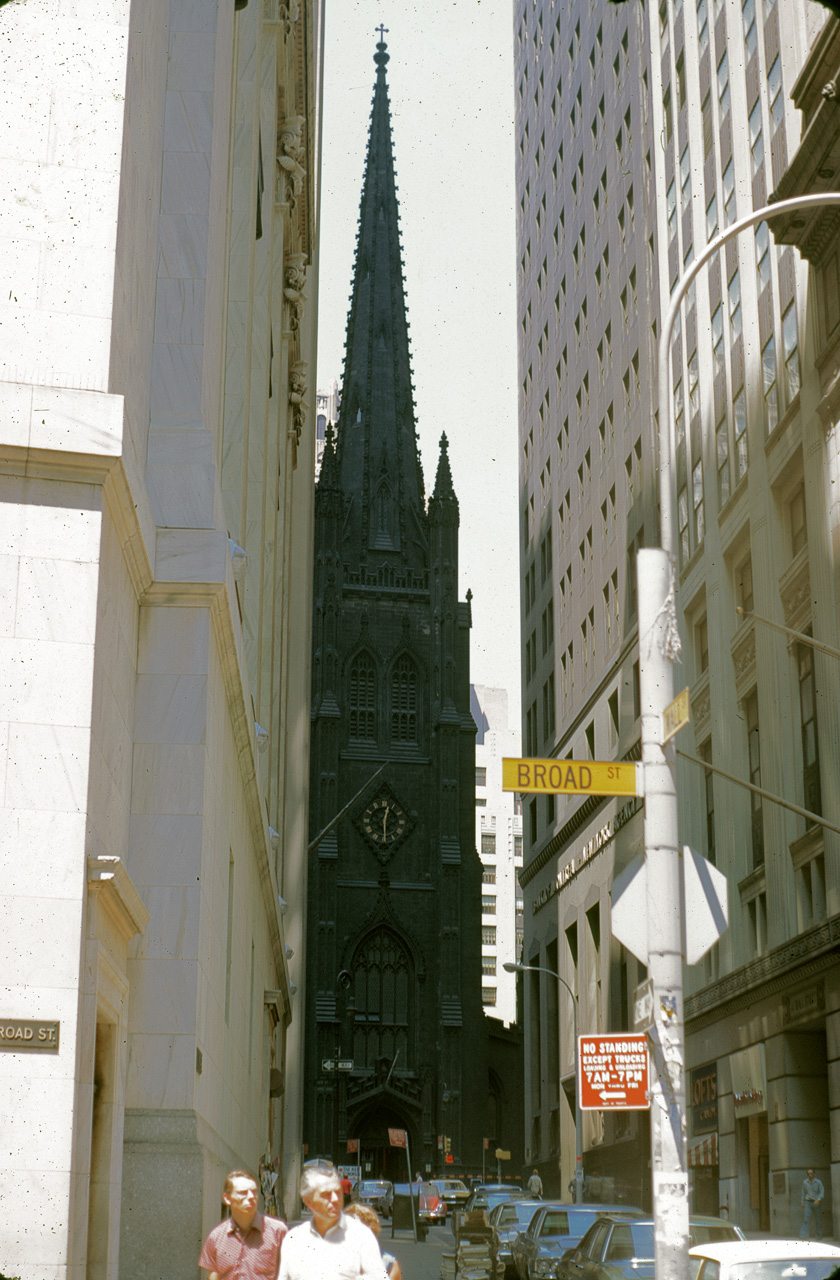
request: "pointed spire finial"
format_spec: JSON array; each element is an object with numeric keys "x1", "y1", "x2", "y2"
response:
[
  {"x1": 432, "y1": 432, "x2": 457, "y2": 504},
  {"x1": 318, "y1": 422, "x2": 340, "y2": 491}
]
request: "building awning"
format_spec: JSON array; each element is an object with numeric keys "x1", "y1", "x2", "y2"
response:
[{"x1": 688, "y1": 1133, "x2": 718, "y2": 1167}]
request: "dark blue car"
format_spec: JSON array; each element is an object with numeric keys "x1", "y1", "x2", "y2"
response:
[{"x1": 512, "y1": 1204, "x2": 644, "y2": 1280}]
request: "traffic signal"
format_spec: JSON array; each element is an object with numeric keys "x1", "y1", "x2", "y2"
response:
[{"x1": 443, "y1": 1136, "x2": 451, "y2": 1153}]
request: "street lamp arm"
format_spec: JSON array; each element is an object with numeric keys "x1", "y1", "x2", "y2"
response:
[
  {"x1": 504, "y1": 961, "x2": 578, "y2": 1018},
  {"x1": 658, "y1": 192, "x2": 840, "y2": 560},
  {"x1": 503, "y1": 959, "x2": 583, "y2": 1202}
]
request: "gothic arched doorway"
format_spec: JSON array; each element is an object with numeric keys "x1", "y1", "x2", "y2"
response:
[{"x1": 348, "y1": 1097, "x2": 421, "y2": 1182}]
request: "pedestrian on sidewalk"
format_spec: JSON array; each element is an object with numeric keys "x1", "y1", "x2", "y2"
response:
[
  {"x1": 346, "y1": 1201, "x2": 403, "y2": 1278},
  {"x1": 279, "y1": 1163, "x2": 387, "y2": 1280},
  {"x1": 801, "y1": 1168, "x2": 825, "y2": 1239},
  {"x1": 527, "y1": 1169, "x2": 543, "y2": 1197},
  {"x1": 199, "y1": 1169, "x2": 287, "y2": 1279}
]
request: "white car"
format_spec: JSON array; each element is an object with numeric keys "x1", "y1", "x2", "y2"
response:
[{"x1": 690, "y1": 1237, "x2": 840, "y2": 1280}]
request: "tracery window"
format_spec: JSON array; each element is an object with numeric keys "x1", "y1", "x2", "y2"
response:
[
  {"x1": 391, "y1": 655, "x2": 418, "y2": 744},
  {"x1": 352, "y1": 928, "x2": 413, "y2": 1069},
  {"x1": 349, "y1": 651, "x2": 377, "y2": 741}
]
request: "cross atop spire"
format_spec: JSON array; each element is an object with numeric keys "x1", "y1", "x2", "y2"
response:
[{"x1": 376, "y1": 23, "x2": 388, "y2": 42}]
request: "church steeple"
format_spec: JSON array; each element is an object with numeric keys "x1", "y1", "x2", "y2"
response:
[{"x1": 335, "y1": 36, "x2": 426, "y2": 567}]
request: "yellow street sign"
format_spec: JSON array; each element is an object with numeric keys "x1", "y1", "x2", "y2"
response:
[
  {"x1": 502, "y1": 758, "x2": 642, "y2": 797},
  {"x1": 662, "y1": 687, "x2": 690, "y2": 744},
  {"x1": 495, "y1": 1148, "x2": 511, "y2": 1160}
]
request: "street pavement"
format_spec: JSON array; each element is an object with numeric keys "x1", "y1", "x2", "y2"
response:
[{"x1": 384, "y1": 1223, "x2": 450, "y2": 1279}]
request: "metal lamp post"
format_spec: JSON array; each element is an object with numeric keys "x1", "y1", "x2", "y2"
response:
[
  {"x1": 642, "y1": 190, "x2": 840, "y2": 1280},
  {"x1": 504, "y1": 960, "x2": 583, "y2": 1203}
]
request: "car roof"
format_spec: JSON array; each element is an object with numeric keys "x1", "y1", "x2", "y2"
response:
[{"x1": 689, "y1": 1241, "x2": 840, "y2": 1262}]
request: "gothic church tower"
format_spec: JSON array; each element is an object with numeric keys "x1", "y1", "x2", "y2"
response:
[{"x1": 306, "y1": 36, "x2": 486, "y2": 1177}]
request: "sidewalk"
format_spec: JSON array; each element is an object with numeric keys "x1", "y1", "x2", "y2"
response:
[{"x1": 384, "y1": 1223, "x2": 449, "y2": 1279}]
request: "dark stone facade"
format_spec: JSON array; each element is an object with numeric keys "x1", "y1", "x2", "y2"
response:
[{"x1": 304, "y1": 39, "x2": 487, "y2": 1181}]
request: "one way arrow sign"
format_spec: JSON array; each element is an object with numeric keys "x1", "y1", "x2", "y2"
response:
[{"x1": 611, "y1": 846, "x2": 728, "y2": 965}]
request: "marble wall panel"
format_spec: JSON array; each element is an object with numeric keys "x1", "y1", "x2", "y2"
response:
[
  {"x1": 127, "y1": 957, "x2": 198, "y2": 1034},
  {"x1": 133, "y1": 674, "x2": 207, "y2": 745},
  {"x1": 0, "y1": 809, "x2": 87, "y2": 899},
  {"x1": 0, "y1": 896, "x2": 85, "y2": 988},
  {"x1": 5, "y1": 722, "x2": 92, "y2": 813},
  {"x1": 157, "y1": 214, "x2": 209, "y2": 281},
  {"x1": 127, "y1": 812, "x2": 203, "y2": 888},
  {"x1": 0, "y1": 638, "x2": 95, "y2": 727},
  {"x1": 134, "y1": 884, "x2": 200, "y2": 963},
  {"x1": 137, "y1": 606, "x2": 210, "y2": 676},
  {"x1": 130, "y1": 743, "x2": 205, "y2": 816},
  {"x1": 15, "y1": 558, "x2": 99, "y2": 645},
  {"x1": 124, "y1": 1031, "x2": 195, "y2": 1110}
]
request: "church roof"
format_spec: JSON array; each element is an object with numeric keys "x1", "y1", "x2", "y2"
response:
[{"x1": 334, "y1": 36, "x2": 426, "y2": 564}]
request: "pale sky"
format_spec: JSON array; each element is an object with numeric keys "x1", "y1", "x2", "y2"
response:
[{"x1": 316, "y1": 0, "x2": 522, "y2": 727}]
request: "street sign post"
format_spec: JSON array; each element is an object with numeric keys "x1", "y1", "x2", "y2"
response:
[
  {"x1": 502, "y1": 757, "x2": 642, "y2": 796},
  {"x1": 662, "y1": 688, "x2": 690, "y2": 743},
  {"x1": 578, "y1": 1035, "x2": 650, "y2": 1110}
]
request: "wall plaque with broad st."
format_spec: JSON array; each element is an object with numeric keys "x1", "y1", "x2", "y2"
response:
[{"x1": 0, "y1": 1019, "x2": 60, "y2": 1051}]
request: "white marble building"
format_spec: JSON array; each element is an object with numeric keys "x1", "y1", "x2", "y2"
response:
[
  {"x1": 0, "y1": 0, "x2": 322, "y2": 1276},
  {"x1": 472, "y1": 685, "x2": 524, "y2": 1028}
]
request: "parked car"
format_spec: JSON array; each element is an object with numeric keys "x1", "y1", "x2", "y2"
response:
[
  {"x1": 559, "y1": 1214, "x2": 744, "y2": 1280},
  {"x1": 689, "y1": 1238, "x2": 840, "y2": 1280},
  {"x1": 512, "y1": 1204, "x2": 645, "y2": 1280},
  {"x1": 350, "y1": 1179, "x2": 393, "y2": 1220},
  {"x1": 432, "y1": 1178, "x2": 470, "y2": 1211},
  {"x1": 487, "y1": 1199, "x2": 543, "y2": 1277},
  {"x1": 453, "y1": 1185, "x2": 534, "y2": 1236},
  {"x1": 392, "y1": 1180, "x2": 447, "y2": 1224}
]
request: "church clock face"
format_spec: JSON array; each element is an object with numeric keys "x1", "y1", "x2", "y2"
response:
[{"x1": 357, "y1": 786, "x2": 412, "y2": 861}]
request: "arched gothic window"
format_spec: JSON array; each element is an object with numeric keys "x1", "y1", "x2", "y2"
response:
[
  {"x1": 391, "y1": 655, "x2": 418, "y2": 744},
  {"x1": 349, "y1": 651, "x2": 377, "y2": 741},
  {"x1": 352, "y1": 928, "x2": 413, "y2": 1070}
]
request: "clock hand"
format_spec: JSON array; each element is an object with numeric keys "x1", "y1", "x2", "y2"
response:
[{"x1": 382, "y1": 803, "x2": 391, "y2": 840}]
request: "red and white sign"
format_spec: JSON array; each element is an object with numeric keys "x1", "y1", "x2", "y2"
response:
[
  {"x1": 578, "y1": 1034, "x2": 650, "y2": 1110},
  {"x1": 388, "y1": 1128, "x2": 407, "y2": 1148}
]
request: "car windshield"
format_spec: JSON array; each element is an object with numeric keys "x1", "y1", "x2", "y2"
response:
[
  {"x1": 540, "y1": 1211, "x2": 571, "y2": 1237},
  {"x1": 359, "y1": 1182, "x2": 389, "y2": 1193},
  {"x1": 723, "y1": 1263, "x2": 840, "y2": 1280},
  {"x1": 498, "y1": 1203, "x2": 540, "y2": 1228},
  {"x1": 440, "y1": 1181, "x2": 467, "y2": 1191}
]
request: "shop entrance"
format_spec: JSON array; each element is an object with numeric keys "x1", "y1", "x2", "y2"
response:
[{"x1": 737, "y1": 1113, "x2": 769, "y2": 1231}]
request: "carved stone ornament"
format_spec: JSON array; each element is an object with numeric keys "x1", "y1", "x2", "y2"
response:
[
  {"x1": 730, "y1": 617, "x2": 756, "y2": 697},
  {"x1": 288, "y1": 359, "x2": 307, "y2": 461},
  {"x1": 264, "y1": 0, "x2": 299, "y2": 34},
  {"x1": 692, "y1": 671, "x2": 711, "y2": 739},
  {"x1": 779, "y1": 546, "x2": 811, "y2": 633},
  {"x1": 283, "y1": 252, "x2": 307, "y2": 331},
  {"x1": 277, "y1": 115, "x2": 306, "y2": 207}
]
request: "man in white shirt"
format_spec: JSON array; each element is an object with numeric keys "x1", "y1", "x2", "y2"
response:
[{"x1": 279, "y1": 1164, "x2": 387, "y2": 1280}]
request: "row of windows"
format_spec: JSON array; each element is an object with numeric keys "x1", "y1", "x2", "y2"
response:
[
  {"x1": 674, "y1": 303, "x2": 798, "y2": 569},
  {"x1": 348, "y1": 651, "x2": 419, "y2": 745},
  {"x1": 480, "y1": 832, "x2": 524, "y2": 858}
]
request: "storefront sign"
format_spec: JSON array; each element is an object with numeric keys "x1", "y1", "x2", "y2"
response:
[
  {"x1": 690, "y1": 1062, "x2": 718, "y2": 1135},
  {"x1": 531, "y1": 798, "x2": 642, "y2": 915},
  {"x1": 0, "y1": 1019, "x2": 60, "y2": 1051},
  {"x1": 730, "y1": 1043, "x2": 766, "y2": 1117}
]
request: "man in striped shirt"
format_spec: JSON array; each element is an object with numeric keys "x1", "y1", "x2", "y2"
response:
[{"x1": 200, "y1": 1169, "x2": 287, "y2": 1280}]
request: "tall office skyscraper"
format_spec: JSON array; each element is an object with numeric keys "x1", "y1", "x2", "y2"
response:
[{"x1": 515, "y1": 0, "x2": 839, "y2": 1227}]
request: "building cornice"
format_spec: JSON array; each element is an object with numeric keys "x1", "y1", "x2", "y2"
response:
[{"x1": 685, "y1": 913, "x2": 840, "y2": 1030}]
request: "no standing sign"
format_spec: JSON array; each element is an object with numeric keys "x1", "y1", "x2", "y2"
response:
[{"x1": 578, "y1": 1034, "x2": 650, "y2": 1110}]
